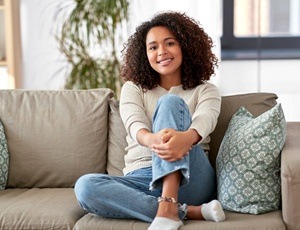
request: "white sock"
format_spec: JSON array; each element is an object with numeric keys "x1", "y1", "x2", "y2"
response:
[
  {"x1": 201, "y1": 200, "x2": 226, "y2": 222},
  {"x1": 148, "y1": 217, "x2": 183, "y2": 230}
]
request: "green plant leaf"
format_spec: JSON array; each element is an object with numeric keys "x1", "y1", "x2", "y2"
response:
[{"x1": 55, "y1": 0, "x2": 129, "y2": 97}]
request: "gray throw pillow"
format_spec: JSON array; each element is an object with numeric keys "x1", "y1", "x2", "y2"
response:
[
  {"x1": 0, "y1": 119, "x2": 9, "y2": 190},
  {"x1": 216, "y1": 104, "x2": 286, "y2": 214}
]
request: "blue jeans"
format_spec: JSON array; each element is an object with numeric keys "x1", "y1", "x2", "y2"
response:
[{"x1": 74, "y1": 94, "x2": 216, "y2": 223}]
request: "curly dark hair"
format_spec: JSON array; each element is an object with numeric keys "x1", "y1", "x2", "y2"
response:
[{"x1": 121, "y1": 11, "x2": 218, "y2": 90}]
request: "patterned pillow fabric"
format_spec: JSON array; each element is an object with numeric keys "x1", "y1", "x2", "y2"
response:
[
  {"x1": 0, "y1": 119, "x2": 9, "y2": 190},
  {"x1": 216, "y1": 104, "x2": 286, "y2": 214}
]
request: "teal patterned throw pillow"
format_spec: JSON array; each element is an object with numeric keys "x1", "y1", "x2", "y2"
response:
[
  {"x1": 0, "y1": 119, "x2": 9, "y2": 190},
  {"x1": 216, "y1": 104, "x2": 286, "y2": 214}
]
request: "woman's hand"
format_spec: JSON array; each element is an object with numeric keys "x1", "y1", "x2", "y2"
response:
[
  {"x1": 137, "y1": 128, "x2": 201, "y2": 162},
  {"x1": 150, "y1": 129, "x2": 190, "y2": 161}
]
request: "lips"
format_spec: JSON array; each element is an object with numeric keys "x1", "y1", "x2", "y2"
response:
[{"x1": 157, "y1": 58, "x2": 173, "y2": 65}]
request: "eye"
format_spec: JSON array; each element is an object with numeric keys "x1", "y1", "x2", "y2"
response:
[
  {"x1": 166, "y1": 41, "x2": 176, "y2": 47},
  {"x1": 149, "y1": 45, "x2": 157, "y2": 51}
]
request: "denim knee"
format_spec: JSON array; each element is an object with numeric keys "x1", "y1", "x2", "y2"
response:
[
  {"x1": 153, "y1": 94, "x2": 190, "y2": 132},
  {"x1": 74, "y1": 174, "x2": 96, "y2": 207},
  {"x1": 157, "y1": 94, "x2": 185, "y2": 111}
]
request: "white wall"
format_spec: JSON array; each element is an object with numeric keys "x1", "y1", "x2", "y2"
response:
[
  {"x1": 0, "y1": 8, "x2": 8, "y2": 88},
  {"x1": 20, "y1": 0, "x2": 67, "y2": 89},
  {"x1": 220, "y1": 60, "x2": 300, "y2": 121},
  {"x1": 0, "y1": 11, "x2": 5, "y2": 59}
]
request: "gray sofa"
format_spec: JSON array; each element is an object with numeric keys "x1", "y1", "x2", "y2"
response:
[{"x1": 0, "y1": 88, "x2": 299, "y2": 230}]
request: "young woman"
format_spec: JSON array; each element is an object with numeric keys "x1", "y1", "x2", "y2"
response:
[{"x1": 75, "y1": 11, "x2": 225, "y2": 230}]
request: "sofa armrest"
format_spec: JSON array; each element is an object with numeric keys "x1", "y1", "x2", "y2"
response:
[{"x1": 281, "y1": 122, "x2": 300, "y2": 230}]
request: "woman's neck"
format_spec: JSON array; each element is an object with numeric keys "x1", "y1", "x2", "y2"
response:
[{"x1": 159, "y1": 75, "x2": 181, "y2": 91}]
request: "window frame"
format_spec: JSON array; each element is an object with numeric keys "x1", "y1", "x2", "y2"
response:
[{"x1": 221, "y1": 0, "x2": 300, "y2": 60}]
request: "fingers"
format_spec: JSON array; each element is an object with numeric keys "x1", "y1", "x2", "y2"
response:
[
  {"x1": 161, "y1": 132, "x2": 172, "y2": 143},
  {"x1": 152, "y1": 147, "x2": 190, "y2": 162}
]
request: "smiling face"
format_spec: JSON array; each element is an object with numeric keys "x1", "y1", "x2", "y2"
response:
[{"x1": 146, "y1": 26, "x2": 182, "y2": 87}]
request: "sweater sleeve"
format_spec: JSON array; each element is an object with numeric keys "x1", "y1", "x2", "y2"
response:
[
  {"x1": 189, "y1": 83, "x2": 221, "y2": 143},
  {"x1": 119, "y1": 81, "x2": 151, "y2": 142}
]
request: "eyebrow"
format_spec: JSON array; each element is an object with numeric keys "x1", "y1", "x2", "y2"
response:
[{"x1": 147, "y1": 37, "x2": 176, "y2": 47}]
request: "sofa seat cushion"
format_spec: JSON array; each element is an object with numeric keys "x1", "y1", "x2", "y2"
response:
[
  {"x1": 74, "y1": 210, "x2": 285, "y2": 230},
  {"x1": 0, "y1": 188, "x2": 86, "y2": 230}
]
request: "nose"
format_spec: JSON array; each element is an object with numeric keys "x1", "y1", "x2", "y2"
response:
[{"x1": 158, "y1": 46, "x2": 167, "y2": 56}]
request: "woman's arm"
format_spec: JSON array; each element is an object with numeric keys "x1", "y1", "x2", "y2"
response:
[
  {"x1": 190, "y1": 83, "x2": 221, "y2": 144},
  {"x1": 119, "y1": 82, "x2": 151, "y2": 142}
]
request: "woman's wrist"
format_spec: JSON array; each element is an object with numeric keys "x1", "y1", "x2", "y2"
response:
[
  {"x1": 136, "y1": 129, "x2": 154, "y2": 148},
  {"x1": 185, "y1": 129, "x2": 202, "y2": 146}
]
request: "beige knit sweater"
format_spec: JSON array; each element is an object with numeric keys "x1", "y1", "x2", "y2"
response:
[{"x1": 119, "y1": 81, "x2": 221, "y2": 175}]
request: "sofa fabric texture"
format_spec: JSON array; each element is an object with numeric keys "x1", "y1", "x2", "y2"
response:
[
  {"x1": 281, "y1": 122, "x2": 300, "y2": 230},
  {"x1": 0, "y1": 188, "x2": 85, "y2": 229},
  {"x1": 107, "y1": 98, "x2": 127, "y2": 176},
  {"x1": 0, "y1": 89, "x2": 299, "y2": 230},
  {"x1": 0, "y1": 89, "x2": 113, "y2": 188}
]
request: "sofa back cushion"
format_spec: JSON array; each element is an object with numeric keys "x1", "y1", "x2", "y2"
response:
[
  {"x1": 209, "y1": 93, "x2": 278, "y2": 169},
  {"x1": 107, "y1": 98, "x2": 127, "y2": 176},
  {"x1": 0, "y1": 89, "x2": 113, "y2": 188}
]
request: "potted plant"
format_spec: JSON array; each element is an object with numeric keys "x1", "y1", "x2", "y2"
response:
[{"x1": 56, "y1": 0, "x2": 129, "y2": 97}]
